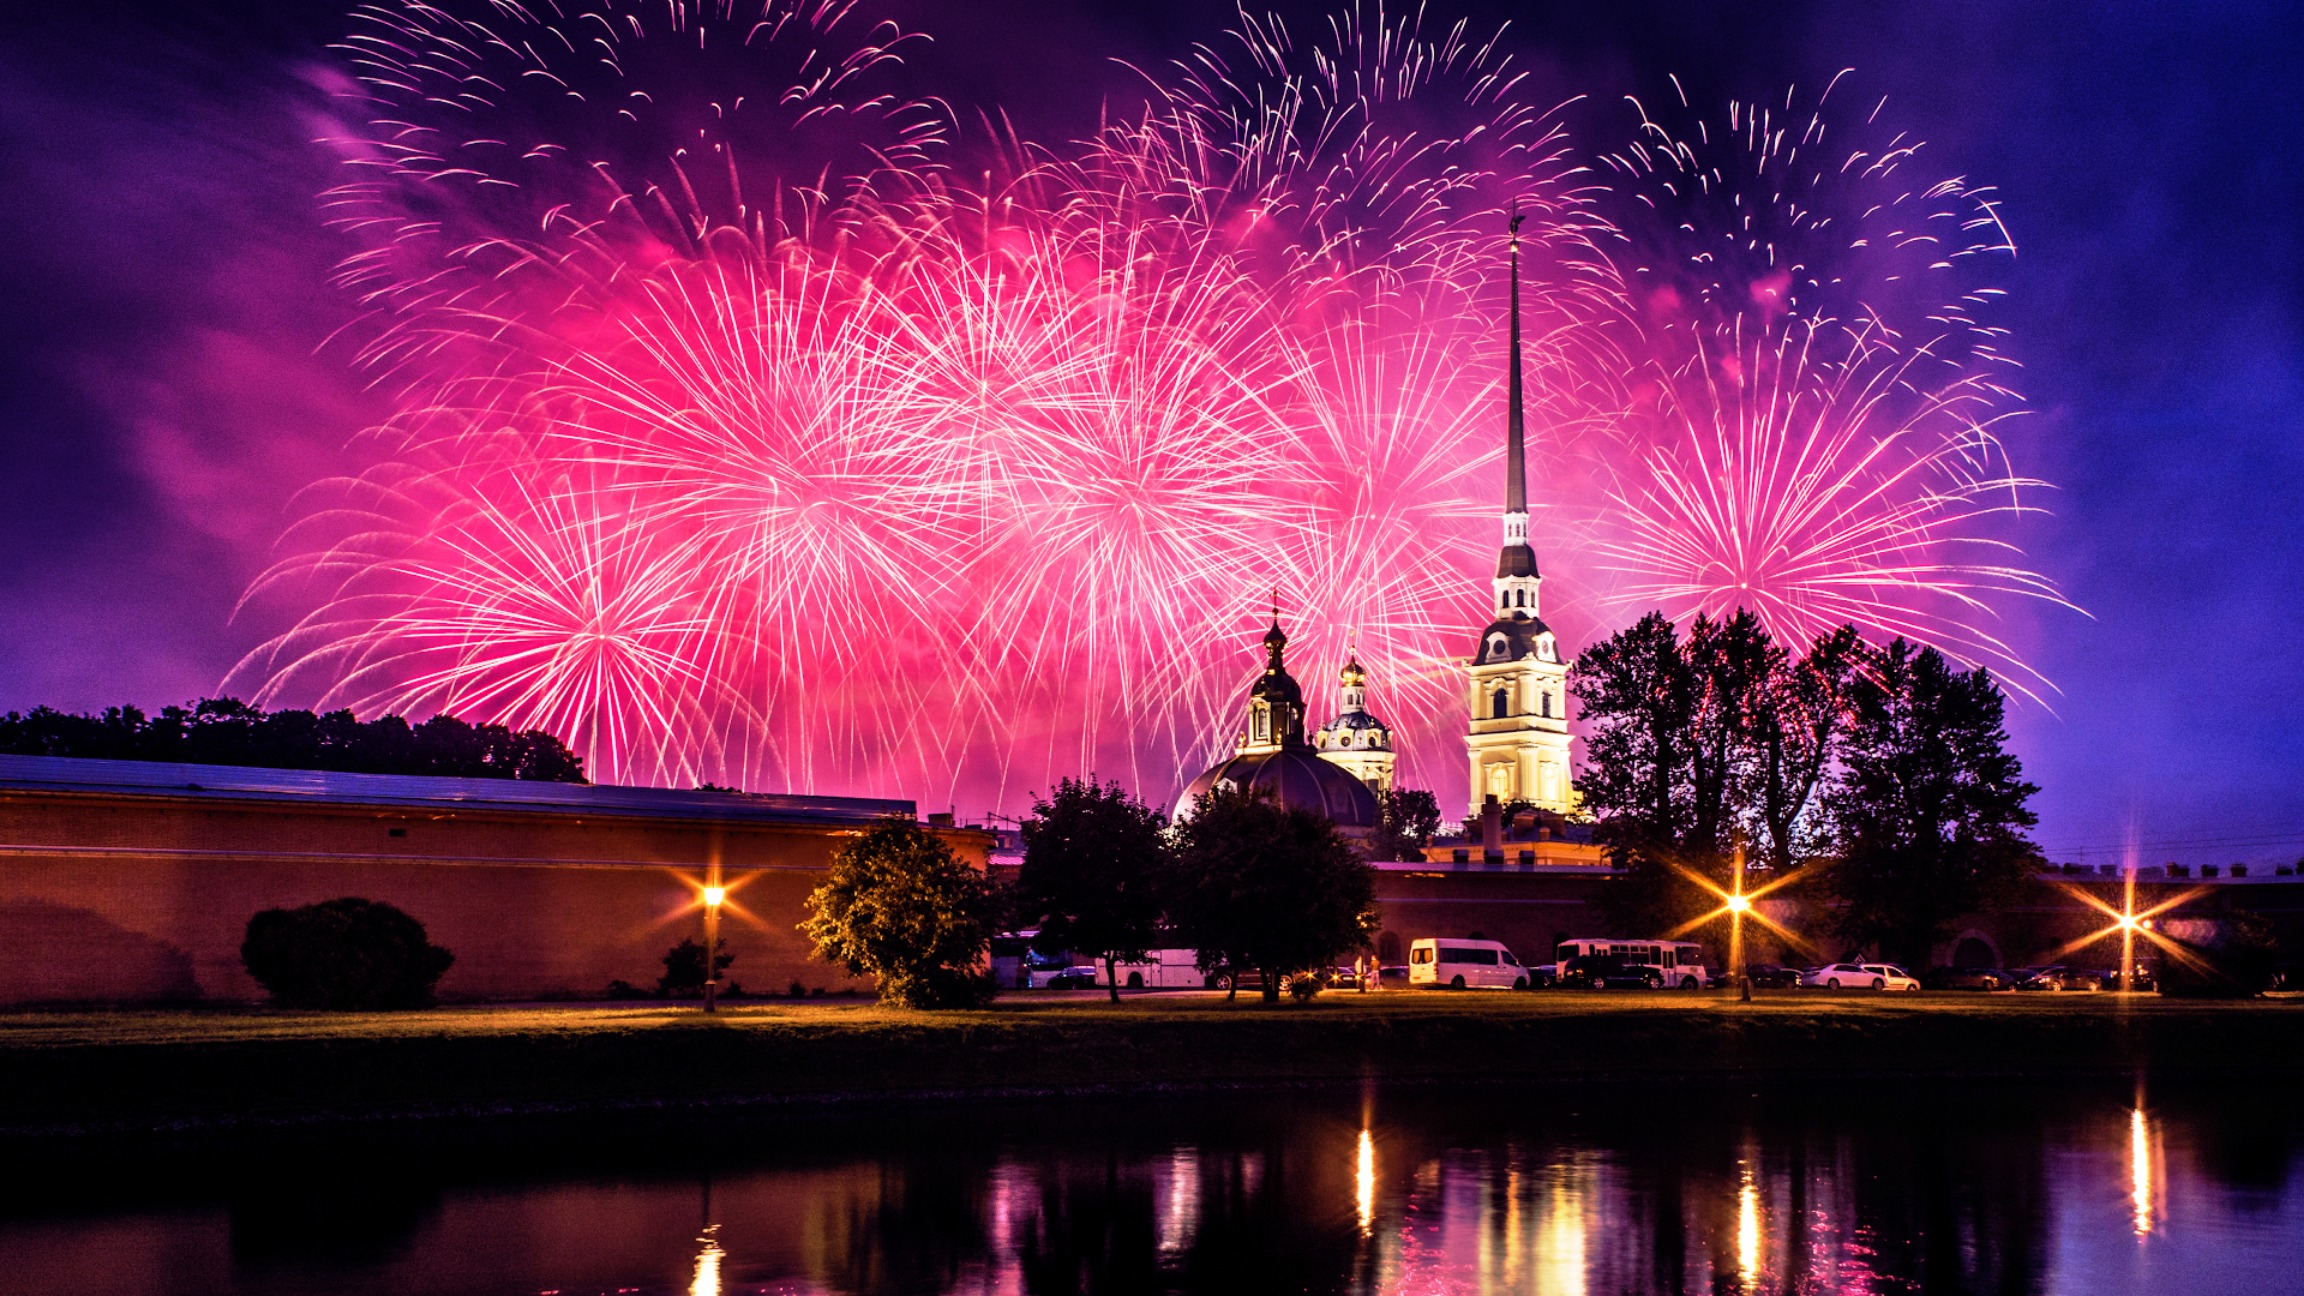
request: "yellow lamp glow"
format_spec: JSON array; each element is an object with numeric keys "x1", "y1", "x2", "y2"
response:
[
  {"x1": 702, "y1": 885, "x2": 726, "y2": 908},
  {"x1": 1726, "y1": 894, "x2": 1751, "y2": 913}
]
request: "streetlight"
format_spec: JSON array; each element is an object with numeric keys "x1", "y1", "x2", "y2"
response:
[
  {"x1": 702, "y1": 882, "x2": 725, "y2": 1013},
  {"x1": 1728, "y1": 844, "x2": 1751, "y2": 1002}
]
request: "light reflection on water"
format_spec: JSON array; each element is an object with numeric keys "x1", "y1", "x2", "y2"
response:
[{"x1": 5, "y1": 1085, "x2": 2302, "y2": 1296}]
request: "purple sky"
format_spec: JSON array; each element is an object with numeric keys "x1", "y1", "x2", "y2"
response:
[{"x1": 0, "y1": 0, "x2": 2297, "y2": 866}]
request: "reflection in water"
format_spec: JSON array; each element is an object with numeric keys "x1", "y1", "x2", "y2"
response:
[
  {"x1": 689, "y1": 1223, "x2": 722, "y2": 1296},
  {"x1": 1736, "y1": 1169, "x2": 1760, "y2": 1288},
  {"x1": 1354, "y1": 1129, "x2": 1375, "y2": 1236},
  {"x1": 2130, "y1": 1106, "x2": 2157, "y2": 1238},
  {"x1": 6, "y1": 1086, "x2": 2304, "y2": 1296}
]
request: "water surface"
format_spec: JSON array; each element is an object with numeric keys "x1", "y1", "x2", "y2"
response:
[{"x1": 5, "y1": 1082, "x2": 2300, "y2": 1295}]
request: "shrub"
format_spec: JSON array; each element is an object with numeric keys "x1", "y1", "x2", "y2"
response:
[
  {"x1": 656, "y1": 937, "x2": 734, "y2": 998},
  {"x1": 240, "y1": 898, "x2": 455, "y2": 1009}
]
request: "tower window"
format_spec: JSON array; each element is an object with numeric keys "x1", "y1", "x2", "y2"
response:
[
  {"x1": 1492, "y1": 689, "x2": 1509, "y2": 720},
  {"x1": 1540, "y1": 692, "x2": 1553, "y2": 719}
]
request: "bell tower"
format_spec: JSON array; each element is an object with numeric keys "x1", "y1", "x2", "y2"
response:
[{"x1": 1464, "y1": 209, "x2": 1575, "y2": 815}]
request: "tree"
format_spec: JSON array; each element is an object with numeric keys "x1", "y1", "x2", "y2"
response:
[
  {"x1": 240, "y1": 897, "x2": 456, "y2": 1009},
  {"x1": 1166, "y1": 786, "x2": 1378, "y2": 1004},
  {"x1": 1750, "y1": 626, "x2": 1862, "y2": 872},
  {"x1": 1823, "y1": 641, "x2": 2039, "y2": 968},
  {"x1": 1570, "y1": 612, "x2": 1718, "y2": 936},
  {"x1": 1016, "y1": 778, "x2": 1170, "y2": 1001},
  {"x1": 0, "y1": 696, "x2": 586, "y2": 782},
  {"x1": 657, "y1": 937, "x2": 734, "y2": 997},
  {"x1": 1369, "y1": 788, "x2": 1443, "y2": 863},
  {"x1": 801, "y1": 817, "x2": 999, "y2": 1008}
]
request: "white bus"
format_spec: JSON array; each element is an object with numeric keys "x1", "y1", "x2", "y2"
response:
[
  {"x1": 1555, "y1": 938, "x2": 1712, "y2": 989},
  {"x1": 1110, "y1": 948, "x2": 1213, "y2": 989},
  {"x1": 1407, "y1": 938, "x2": 1532, "y2": 989}
]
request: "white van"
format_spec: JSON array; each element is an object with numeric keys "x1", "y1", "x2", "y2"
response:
[{"x1": 1407, "y1": 938, "x2": 1531, "y2": 989}]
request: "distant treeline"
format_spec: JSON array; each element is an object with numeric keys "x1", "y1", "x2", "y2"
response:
[{"x1": 0, "y1": 697, "x2": 587, "y2": 783}]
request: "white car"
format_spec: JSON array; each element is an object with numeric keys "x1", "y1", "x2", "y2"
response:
[{"x1": 1801, "y1": 962, "x2": 1921, "y2": 991}]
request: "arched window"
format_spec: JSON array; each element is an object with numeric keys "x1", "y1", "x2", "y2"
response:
[
  {"x1": 1491, "y1": 689, "x2": 1509, "y2": 719},
  {"x1": 1540, "y1": 692, "x2": 1553, "y2": 719},
  {"x1": 1517, "y1": 589, "x2": 1527, "y2": 607}
]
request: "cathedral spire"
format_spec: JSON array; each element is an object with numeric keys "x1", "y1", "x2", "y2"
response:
[
  {"x1": 1506, "y1": 203, "x2": 1527, "y2": 518},
  {"x1": 1497, "y1": 206, "x2": 1539, "y2": 581}
]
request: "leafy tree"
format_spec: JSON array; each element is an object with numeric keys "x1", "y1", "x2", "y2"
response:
[
  {"x1": 1167, "y1": 786, "x2": 1378, "y2": 1004},
  {"x1": 1750, "y1": 626, "x2": 1863, "y2": 872},
  {"x1": 1570, "y1": 612, "x2": 1712, "y2": 935},
  {"x1": 1016, "y1": 778, "x2": 1169, "y2": 1001},
  {"x1": 240, "y1": 897, "x2": 456, "y2": 1009},
  {"x1": 1823, "y1": 641, "x2": 2039, "y2": 968},
  {"x1": 802, "y1": 817, "x2": 999, "y2": 1008},
  {"x1": 0, "y1": 697, "x2": 586, "y2": 782},
  {"x1": 1370, "y1": 788, "x2": 1443, "y2": 863},
  {"x1": 657, "y1": 937, "x2": 735, "y2": 997}
]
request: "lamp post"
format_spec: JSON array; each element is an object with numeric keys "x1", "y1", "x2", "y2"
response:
[
  {"x1": 1728, "y1": 842, "x2": 1751, "y2": 1002},
  {"x1": 701, "y1": 881, "x2": 725, "y2": 1013}
]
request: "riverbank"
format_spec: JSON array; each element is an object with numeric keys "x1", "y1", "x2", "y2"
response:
[{"x1": 6, "y1": 992, "x2": 2302, "y2": 1140}]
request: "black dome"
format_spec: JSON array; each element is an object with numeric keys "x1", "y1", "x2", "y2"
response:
[
  {"x1": 1471, "y1": 612, "x2": 1554, "y2": 665},
  {"x1": 1176, "y1": 747, "x2": 1381, "y2": 831}
]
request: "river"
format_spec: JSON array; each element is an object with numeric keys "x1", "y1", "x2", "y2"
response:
[{"x1": 5, "y1": 1080, "x2": 2300, "y2": 1294}]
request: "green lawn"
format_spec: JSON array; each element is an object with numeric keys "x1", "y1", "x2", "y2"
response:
[{"x1": 4, "y1": 990, "x2": 2299, "y2": 1138}]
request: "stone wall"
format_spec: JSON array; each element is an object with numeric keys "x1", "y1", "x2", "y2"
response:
[{"x1": 0, "y1": 787, "x2": 987, "y2": 1005}]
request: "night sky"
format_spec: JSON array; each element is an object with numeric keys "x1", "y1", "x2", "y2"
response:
[{"x1": 0, "y1": 0, "x2": 2297, "y2": 866}]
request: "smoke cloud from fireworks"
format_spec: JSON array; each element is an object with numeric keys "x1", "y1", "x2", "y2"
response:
[{"x1": 227, "y1": 0, "x2": 2067, "y2": 806}]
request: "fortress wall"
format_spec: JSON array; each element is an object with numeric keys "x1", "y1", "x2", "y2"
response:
[{"x1": 0, "y1": 789, "x2": 986, "y2": 1005}]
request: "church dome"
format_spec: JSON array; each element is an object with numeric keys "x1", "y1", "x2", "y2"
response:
[
  {"x1": 1471, "y1": 612, "x2": 1557, "y2": 666},
  {"x1": 1314, "y1": 710, "x2": 1390, "y2": 749},
  {"x1": 1176, "y1": 747, "x2": 1381, "y2": 832}
]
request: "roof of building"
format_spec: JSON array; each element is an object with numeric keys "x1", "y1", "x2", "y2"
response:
[
  {"x1": 1175, "y1": 747, "x2": 1381, "y2": 831},
  {"x1": 1472, "y1": 613, "x2": 1556, "y2": 665},
  {"x1": 1314, "y1": 709, "x2": 1392, "y2": 749},
  {"x1": 0, "y1": 753, "x2": 912, "y2": 827}
]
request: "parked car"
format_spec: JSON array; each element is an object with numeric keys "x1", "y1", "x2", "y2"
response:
[
  {"x1": 1560, "y1": 954, "x2": 1665, "y2": 990},
  {"x1": 1801, "y1": 962, "x2": 1921, "y2": 991},
  {"x1": 2101, "y1": 963, "x2": 2157, "y2": 992},
  {"x1": 1377, "y1": 964, "x2": 1411, "y2": 989},
  {"x1": 1043, "y1": 965, "x2": 1101, "y2": 990},
  {"x1": 1922, "y1": 966, "x2": 2014, "y2": 991},
  {"x1": 2014, "y1": 965, "x2": 2100, "y2": 992},
  {"x1": 1528, "y1": 962, "x2": 1560, "y2": 988},
  {"x1": 1743, "y1": 964, "x2": 1804, "y2": 990}
]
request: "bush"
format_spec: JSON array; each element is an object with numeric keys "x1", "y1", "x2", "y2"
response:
[
  {"x1": 240, "y1": 898, "x2": 455, "y2": 1009},
  {"x1": 656, "y1": 937, "x2": 734, "y2": 998}
]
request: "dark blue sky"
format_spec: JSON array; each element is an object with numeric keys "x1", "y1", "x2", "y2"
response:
[{"x1": 0, "y1": 0, "x2": 2297, "y2": 864}]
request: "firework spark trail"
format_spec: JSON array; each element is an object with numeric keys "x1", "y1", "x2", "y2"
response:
[
  {"x1": 1580, "y1": 73, "x2": 2068, "y2": 694},
  {"x1": 235, "y1": 0, "x2": 2063, "y2": 807},
  {"x1": 1594, "y1": 318, "x2": 2063, "y2": 699}
]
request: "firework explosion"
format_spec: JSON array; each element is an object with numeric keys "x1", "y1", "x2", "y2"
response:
[{"x1": 232, "y1": 0, "x2": 2064, "y2": 805}]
